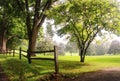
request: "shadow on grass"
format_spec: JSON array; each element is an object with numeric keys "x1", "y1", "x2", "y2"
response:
[
  {"x1": 2, "y1": 58, "x2": 40, "y2": 81},
  {"x1": 0, "y1": 55, "x2": 93, "y2": 81}
]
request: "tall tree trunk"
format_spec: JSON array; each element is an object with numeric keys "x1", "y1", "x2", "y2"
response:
[
  {"x1": 0, "y1": 36, "x2": 7, "y2": 53},
  {"x1": 0, "y1": 35, "x2": 2, "y2": 53},
  {"x1": 1, "y1": 38, "x2": 7, "y2": 53},
  {"x1": 0, "y1": 13, "x2": 7, "y2": 54},
  {"x1": 28, "y1": 29, "x2": 38, "y2": 56}
]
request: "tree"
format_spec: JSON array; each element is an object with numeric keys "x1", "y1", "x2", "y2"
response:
[
  {"x1": 57, "y1": 43, "x2": 65, "y2": 55},
  {"x1": 47, "y1": 0, "x2": 120, "y2": 62},
  {"x1": 7, "y1": 37, "x2": 22, "y2": 50},
  {"x1": 65, "y1": 42, "x2": 78, "y2": 55},
  {"x1": 86, "y1": 42, "x2": 96, "y2": 56},
  {"x1": 36, "y1": 38, "x2": 53, "y2": 51},
  {"x1": 15, "y1": 0, "x2": 57, "y2": 60},
  {"x1": 108, "y1": 40, "x2": 120, "y2": 54},
  {"x1": 95, "y1": 39, "x2": 111, "y2": 55},
  {"x1": 0, "y1": 0, "x2": 26, "y2": 53}
]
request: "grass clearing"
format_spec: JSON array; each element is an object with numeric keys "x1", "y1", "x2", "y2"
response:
[{"x1": 0, "y1": 54, "x2": 120, "y2": 81}]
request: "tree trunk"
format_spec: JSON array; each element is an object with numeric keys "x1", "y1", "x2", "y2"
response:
[
  {"x1": 28, "y1": 31, "x2": 37, "y2": 56},
  {"x1": 0, "y1": 13, "x2": 7, "y2": 54},
  {"x1": 0, "y1": 36, "x2": 7, "y2": 54},
  {"x1": 1, "y1": 38, "x2": 7, "y2": 53},
  {"x1": 81, "y1": 54, "x2": 85, "y2": 62},
  {"x1": 27, "y1": 34, "x2": 36, "y2": 63},
  {"x1": 0, "y1": 36, "x2": 3, "y2": 53},
  {"x1": 79, "y1": 49, "x2": 85, "y2": 62},
  {"x1": 27, "y1": 26, "x2": 39, "y2": 63},
  {"x1": 0, "y1": 40, "x2": 7, "y2": 54}
]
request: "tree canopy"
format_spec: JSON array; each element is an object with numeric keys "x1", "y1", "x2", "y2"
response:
[
  {"x1": 0, "y1": 0, "x2": 26, "y2": 53},
  {"x1": 47, "y1": 0, "x2": 120, "y2": 62}
]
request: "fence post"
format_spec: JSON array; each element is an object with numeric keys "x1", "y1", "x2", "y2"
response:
[
  {"x1": 54, "y1": 46, "x2": 59, "y2": 74},
  {"x1": 13, "y1": 49, "x2": 15, "y2": 57},
  {"x1": 19, "y1": 47, "x2": 21, "y2": 59},
  {"x1": 27, "y1": 49, "x2": 31, "y2": 64}
]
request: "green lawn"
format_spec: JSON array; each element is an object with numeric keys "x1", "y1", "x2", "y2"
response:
[{"x1": 0, "y1": 54, "x2": 120, "y2": 81}]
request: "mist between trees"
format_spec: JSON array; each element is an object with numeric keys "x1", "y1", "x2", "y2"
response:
[
  {"x1": 58, "y1": 39, "x2": 120, "y2": 56},
  {"x1": 36, "y1": 39, "x2": 120, "y2": 56},
  {"x1": 58, "y1": 32, "x2": 120, "y2": 56}
]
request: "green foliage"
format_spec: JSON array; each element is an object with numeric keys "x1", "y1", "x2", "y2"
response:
[
  {"x1": 0, "y1": 0, "x2": 26, "y2": 50},
  {"x1": 37, "y1": 27, "x2": 44, "y2": 41},
  {"x1": 7, "y1": 18, "x2": 26, "y2": 38},
  {"x1": 0, "y1": 0, "x2": 24, "y2": 17},
  {"x1": 7, "y1": 37, "x2": 22, "y2": 49},
  {"x1": 47, "y1": 0, "x2": 120, "y2": 62},
  {"x1": 6, "y1": 17, "x2": 26, "y2": 49},
  {"x1": 20, "y1": 40, "x2": 28, "y2": 51},
  {"x1": 48, "y1": 0, "x2": 120, "y2": 39}
]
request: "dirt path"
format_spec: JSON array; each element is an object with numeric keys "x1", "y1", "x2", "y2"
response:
[
  {"x1": 40, "y1": 67, "x2": 120, "y2": 81},
  {"x1": 0, "y1": 65, "x2": 10, "y2": 81},
  {"x1": 63, "y1": 67, "x2": 120, "y2": 81}
]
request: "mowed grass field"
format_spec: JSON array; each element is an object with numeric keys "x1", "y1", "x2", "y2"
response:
[{"x1": 0, "y1": 54, "x2": 120, "y2": 81}]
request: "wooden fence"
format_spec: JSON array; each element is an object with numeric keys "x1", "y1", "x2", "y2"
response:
[
  {"x1": 6, "y1": 49, "x2": 19, "y2": 57},
  {"x1": 19, "y1": 48, "x2": 28, "y2": 59},
  {"x1": 19, "y1": 46, "x2": 59, "y2": 74}
]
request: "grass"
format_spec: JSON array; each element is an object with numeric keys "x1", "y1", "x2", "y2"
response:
[
  {"x1": 0, "y1": 54, "x2": 120, "y2": 81},
  {"x1": 59, "y1": 55, "x2": 120, "y2": 74}
]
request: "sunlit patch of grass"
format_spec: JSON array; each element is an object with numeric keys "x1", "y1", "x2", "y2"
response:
[{"x1": 59, "y1": 55, "x2": 120, "y2": 75}]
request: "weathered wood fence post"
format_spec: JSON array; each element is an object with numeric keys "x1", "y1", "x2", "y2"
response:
[
  {"x1": 27, "y1": 49, "x2": 31, "y2": 64},
  {"x1": 19, "y1": 47, "x2": 21, "y2": 59},
  {"x1": 54, "y1": 46, "x2": 59, "y2": 74}
]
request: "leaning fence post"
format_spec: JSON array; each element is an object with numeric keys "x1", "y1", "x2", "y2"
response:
[
  {"x1": 54, "y1": 46, "x2": 59, "y2": 74},
  {"x1": 19, "y1": 47, "x2": 22, "y2": 59}
]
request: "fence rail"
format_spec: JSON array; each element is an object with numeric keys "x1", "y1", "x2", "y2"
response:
[
  {"x1": 31, "y1": 57, "x2": 54, "y2": 60},
  {"x1": 6, "y1": 46, "x2": 59, "y2": 74},
  {"x1": 21, "y1": 50, "x2": 27, "y2": 53},
  {"x1": 19, "y1": 46, "x2": 59, "y2": 74},
  {"x1": 6, "y1": 49, "x2": 19, "y2": 57},
  {"x1": 31, "y1": 50, "x2": 54, "y2": 53}
]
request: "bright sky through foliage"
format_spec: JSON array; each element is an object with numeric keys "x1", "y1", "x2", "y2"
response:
[{"x1": 43, "y1": 0, "x2": 120, "y2": 45}]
